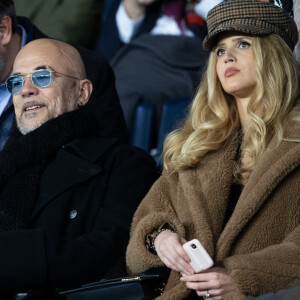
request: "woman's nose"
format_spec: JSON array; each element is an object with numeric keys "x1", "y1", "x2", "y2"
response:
[{"x1": 223, "y1": 49, "x2": 236, "y2": 63}]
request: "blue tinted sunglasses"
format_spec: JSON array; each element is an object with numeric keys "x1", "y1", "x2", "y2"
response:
[{"x1": 6, "y1": 69, "x2": 80, "y2": 95}]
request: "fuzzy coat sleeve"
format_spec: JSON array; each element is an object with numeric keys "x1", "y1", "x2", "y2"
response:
[
  {"x1": 126, "y1": 172, "x2": 195, "y2": 300},
  {"x1": 126, "y1": 172, "x2": 186, "y2": 273}
]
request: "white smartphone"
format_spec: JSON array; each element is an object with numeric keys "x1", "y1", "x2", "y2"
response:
[{"x1": 183, "y1": 239, "x2": 214, "y2": 273}]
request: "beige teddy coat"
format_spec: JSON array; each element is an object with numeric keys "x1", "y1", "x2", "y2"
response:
[{"x1": 126, "y1": 116, "x2": 300, "y2": 300}]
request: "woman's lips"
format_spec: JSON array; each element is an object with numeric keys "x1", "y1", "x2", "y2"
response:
[{"x1": 225, "y1": 67, "x2": 240, "y2": 77}]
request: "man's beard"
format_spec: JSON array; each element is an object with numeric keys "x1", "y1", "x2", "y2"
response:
[{"x1": 17, "y1": 110, "x2": 56, "y2": 135}]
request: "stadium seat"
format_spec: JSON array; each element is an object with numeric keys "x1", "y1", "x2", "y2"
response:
[
  {"x1": 130, "y1": 103, "x2": 155, "y2": 152},
  {"x1": 152, "y1": 97, "x2": 191, "y2": 164}
]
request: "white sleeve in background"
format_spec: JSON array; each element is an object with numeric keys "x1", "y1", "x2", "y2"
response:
[
  {"x1": 194, "y1": 0, "x2": 224, "y2": 20},
  {"x1": 116, "y1": 1, "x2": 145, "y2": 43},
  {"x1": 151, "y1": 16, "x2": 194, "y2": 37}
]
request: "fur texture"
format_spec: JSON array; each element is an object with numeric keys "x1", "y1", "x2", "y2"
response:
[{"x1": 126, "y1": 115, "x2": 300, "y2": 299}]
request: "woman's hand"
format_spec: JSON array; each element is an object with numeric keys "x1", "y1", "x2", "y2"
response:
[
  {"x1": 154, "y1": 230, "x2": 195, "y2": 275},
  {"x1": 180, "y1": 267, "x2": 237, "y2": 299}
]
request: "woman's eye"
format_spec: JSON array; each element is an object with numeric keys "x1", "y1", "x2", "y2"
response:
[
  {"x1": 216, "y1": 48, "x2": 226, "y2": 57},
  {"x1": 238, "y1": 41, "x2": 251, "y2": 49}
]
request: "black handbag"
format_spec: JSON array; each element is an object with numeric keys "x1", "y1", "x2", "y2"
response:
[{"x1": 59, "y1": 268, "x2": 170, "y2": 300}]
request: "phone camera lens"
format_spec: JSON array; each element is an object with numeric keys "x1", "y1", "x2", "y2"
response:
[{"x1": 191, "y1": 244, "x2": 196, "y2": 249}]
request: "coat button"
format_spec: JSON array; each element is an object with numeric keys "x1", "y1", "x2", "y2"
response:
[{"x1": 69, "y1": 210, "x2": 78, "y2": 219}]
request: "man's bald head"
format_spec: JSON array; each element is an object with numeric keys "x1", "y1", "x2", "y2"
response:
[{"x1": 14, "y1": 38, "x2": 86, "y2": 78}]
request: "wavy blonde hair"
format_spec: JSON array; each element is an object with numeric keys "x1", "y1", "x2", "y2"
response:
[{"x1": 163, "y1": 34, "x2": 300, "y2": 182}]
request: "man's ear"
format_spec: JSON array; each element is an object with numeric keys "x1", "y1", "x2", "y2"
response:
[
  {"x1": 0, "y1": 16, "x2": 13, "y2": 46},
  {"x1": 78, "y1": 79, "x2": 93, "y2": 106}
]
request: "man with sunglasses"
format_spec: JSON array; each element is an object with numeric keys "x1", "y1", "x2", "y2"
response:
[
  {"x1": 0, "y1": 38, "x2": 158, "y2": 298},
  {"x1": 0, "y1": 0, "x2": 128, "y2": 150}
]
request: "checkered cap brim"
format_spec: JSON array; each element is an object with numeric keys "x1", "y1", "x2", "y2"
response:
[{"x1": 203, "y1": 0, "x2": 299, "y2": 51}]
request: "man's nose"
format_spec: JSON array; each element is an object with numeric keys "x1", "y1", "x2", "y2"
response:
[{"x1": 21, "y1": 76, "x2": 39, "y2": 97}]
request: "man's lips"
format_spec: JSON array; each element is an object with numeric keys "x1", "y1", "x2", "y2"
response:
[
  {"x1": 225, "y1": 67, "x2": 240, "y2": 77},
  {"x1": 23, "y1": 103, "x2": 45, "y2": 112}
]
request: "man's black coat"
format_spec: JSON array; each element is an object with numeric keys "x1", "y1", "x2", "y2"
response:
[
  {"x1": 0, "y1": 17, "x2": 158, "y2": 295},
  {"x1": 0, "y1": 135, "x2": 157, "y2": 293},
  {"x1": 17, "y1": 16, "x2": 129, "y2": 142}
]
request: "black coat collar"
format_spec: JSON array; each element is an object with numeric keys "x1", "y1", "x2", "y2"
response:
[{"x1": 62, "y1": 136, "x2": 119, "y2": 163}]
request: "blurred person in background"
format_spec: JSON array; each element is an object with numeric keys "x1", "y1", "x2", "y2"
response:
[
  {"x1": 95, "y1": 0, "x2": 221, "y2": 61},
  {"x1": 95, "y1": 0, "x2": 217, "y2": 132},
  {"x1": 14, "y1": 0, "x2": 104, "y2": 49}
]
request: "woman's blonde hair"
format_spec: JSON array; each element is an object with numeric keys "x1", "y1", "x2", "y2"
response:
[{"x1": 163, "y1": 34, "x2": 300, "y2": 182}]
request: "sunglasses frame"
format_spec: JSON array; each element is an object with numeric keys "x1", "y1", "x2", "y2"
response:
[{"x1": 6, "y1": 69, "x2": 80, "y2": 95}]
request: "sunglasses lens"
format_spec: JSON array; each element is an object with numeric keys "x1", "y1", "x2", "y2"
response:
[
  {"x1": 6, "y1": 77, "x2": 23, "y2": 94},
  {"x1": 32, "y1": 70, "x2": 51, "y2": 88}
]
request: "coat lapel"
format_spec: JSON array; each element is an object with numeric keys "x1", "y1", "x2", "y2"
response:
[
  {"x1": 32, "y1": 137, "x2": 118, "y2": 218},
  {"x1": 179, "y1": 131, "x2": 238, "y2": 255},
  {"x1": 32, "y1": 150, "x2": 102, "y2": 218},
  {"x1": 217, "y1": 118, "x2": 300, "y2": 258}
]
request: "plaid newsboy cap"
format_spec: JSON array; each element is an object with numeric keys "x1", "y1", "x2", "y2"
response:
[{"x1": 203, "y1": 0, "x2": 299, "y2": 51}]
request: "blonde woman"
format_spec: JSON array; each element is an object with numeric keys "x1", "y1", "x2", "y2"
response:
[{"x1": 126, "y1": 0, "x2": 300, "y2": 299}]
